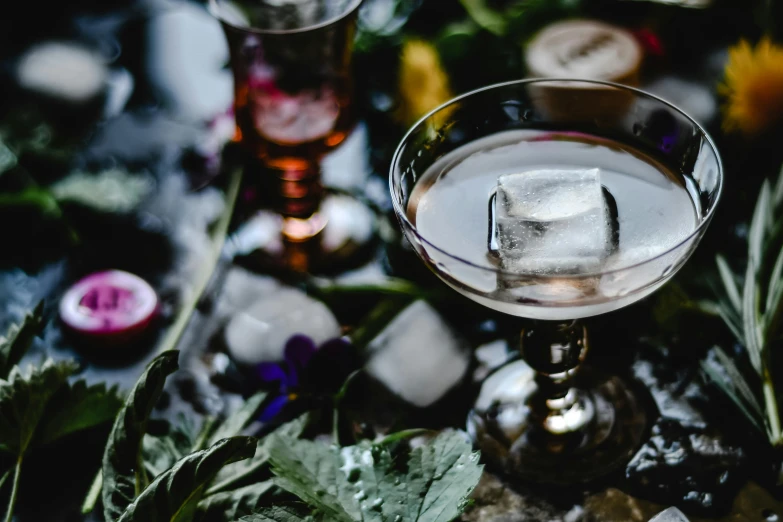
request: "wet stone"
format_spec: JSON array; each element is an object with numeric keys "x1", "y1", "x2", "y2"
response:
[
  {"x1": 460, "y1": 472, "x2": 579, "y2": 522},
  {"x1": 625, "y1": 419, "x2": 746, "y2": 516}
]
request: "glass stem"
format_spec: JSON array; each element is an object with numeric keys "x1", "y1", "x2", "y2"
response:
[{"x1": 521, "y1": 320, "x2": 593, "y2": 438}]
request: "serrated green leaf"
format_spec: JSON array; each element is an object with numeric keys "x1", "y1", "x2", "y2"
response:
[
  {"x1": 208, "y1": 414, "x2": 308, "y2": 495},
  {"x1": 0, "y1": 302, "x2": 44, "y2": 379},
  {"x1": 0, "y1": 359, "x2": 78, "y2": 455},
  {"x1": 409, "y1": 432, "x2": 483, "y2": 522},
  {"x1": 267, "y1": 430, "x2": 483, "y2": 522},
  {"x1": 117, "y1": 436, "x2": 256, "y2": 522},
  {"x1": 716, "y1": 256, "x2": 742, "y2": 313},
  {"x1": 196, "y1": 480, "x2": 274, "y2": 522},
  {"x1": 209, "y1": 393, "x2": 267, "y2": 447},
  {"x1": 267, "y1": 438, "x2": 355, "y2": 522},
  {"x1": 37, "y1": 380, "x2": 124, "y2": 446},
  {"x1": 103, "y1": 351, "x2": 180, "y2": 522},
  {"x1": 239, "y1": 504, "x2": 319, "y2": 522}
]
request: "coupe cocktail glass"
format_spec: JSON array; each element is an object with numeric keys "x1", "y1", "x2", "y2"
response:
[{"x1": 389, "y1": 79, "x2": 722, "y2": 483}]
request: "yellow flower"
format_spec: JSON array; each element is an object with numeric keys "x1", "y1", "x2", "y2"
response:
[
  {"x1": 395, "y1": 40, "x2": 454, "y2": 127},
  {"x1": 720, "y1": 38, "x2": 783, "y2": 135}
]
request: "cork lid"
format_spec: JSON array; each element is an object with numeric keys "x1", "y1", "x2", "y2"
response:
[{"x1": 525, "y1": 20, "x2": 643, "y2": 85}]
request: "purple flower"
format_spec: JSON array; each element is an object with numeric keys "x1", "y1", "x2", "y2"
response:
[{"x1": 254, "y1": 334, "x2": 357, "y2": 423}]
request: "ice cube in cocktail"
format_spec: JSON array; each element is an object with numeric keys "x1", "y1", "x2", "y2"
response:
[{"x1": 490, "y1": 168, "x2": 616, "y2": 275}]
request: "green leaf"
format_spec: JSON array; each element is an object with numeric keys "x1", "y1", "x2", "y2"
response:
[
  {"x1": 749, "y1": 180, "x2": 772, "y2": 268},
  {"x1": 143, "y1": 431, "x2": 193, "y2": 480},
  {"x1": 0, "y1": 138, "x2": 17, "y2": 176},
  {"x1": 0, "y1": 359, "x2": 78, "y2": 455},
  {"x1": 458, "y1": 0, "x2": 507, "y2": 35},
  {"x1": 773, "y1": 163, "x2": 783, "y2": 208},
  {"x1": 267, "y1": 438, "x2": 356, "y2": 522},
  {"x1": 0, "y1": 302, "x2": 44, "y2": 379},
  {"x1": 0, "y1": 468, "x2": 10, "y2": 493},
  {"x1": 742, "y1": 261, "x2": 764, "y2": 374},
  {"x1": 196, "y1": 480, "x2": 274, "y2": 521},
  {"x1": 716, "y1": 301, "x2": 744, "y2": 343},
  {"x1": 208, "y1": 414, "x2": 308, "y2": 495},
  {"x1": 405, "y1": 431, "x2": 483, "y2": 522},
  {"x1": 239, "y1": 504, "x2": 319, "y2": 522},
  {"x1": 37, "y1": 380, "x2": 123, "y2": 445},
  {"x1": 208, "y1": 393, "x2": 267, "y2": 447},
  {"x1": 701, "y1": 347, "x2": 765, "y2": 435},
  {"x1": 103, "y1": 351, "x2": 180, "y2": 522},
  {"x1": 51, "y1": 168, "x2": 153, "y2": 214},
  {"x1": 143, "y1": 416, "x2": 217, "y2": 480},
  {"x1": 716, "y1": 256, "x2": 742, "y2": 313},
  {"x1": 266, "y1": 430, "x2": 483, "y2": 522},
  {"x1": 0, "y1": 187, "x2": 62, "y2": 217},
  {"x1": 82, "y1": 469, "x2": 103, "y2": 515},
  {"x1": 117, "y1": 436, "x2": 256, "y2": 522}
]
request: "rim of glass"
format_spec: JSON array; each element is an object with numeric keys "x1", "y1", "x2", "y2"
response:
[
  {"x1": 389, "y1": 78, "x2": 724, "y2": 280},
  {"x1": 208, "y1": 0, "x2": 363, "y2": 35}
]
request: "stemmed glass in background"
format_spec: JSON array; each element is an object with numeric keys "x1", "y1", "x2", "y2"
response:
[
  {"x1": 210, "y1": 0, "x2": 371, "y2": 272},
  {"x1": 390, "y1": 79, "x2": 722, "y2": 483}
]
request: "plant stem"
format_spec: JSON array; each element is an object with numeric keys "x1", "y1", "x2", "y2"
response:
[
  {"x1": 763, "y1": 369, "x2": 783, "y2": 445},
  {"x1": 3, "y1": 456, "x2": 23, "y2": 522},
  {"x1": 155, "y1": 166, "x2": 242, "y2": 354}
]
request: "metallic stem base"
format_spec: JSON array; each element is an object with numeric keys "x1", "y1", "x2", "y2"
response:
[{"x1": 467, "y1": 360, "x2": 647, "y2": 485}]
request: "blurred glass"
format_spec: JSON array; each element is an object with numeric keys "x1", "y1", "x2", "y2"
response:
[{"x1": 209, "y1": 0, "x2": 362, "y2": 219}]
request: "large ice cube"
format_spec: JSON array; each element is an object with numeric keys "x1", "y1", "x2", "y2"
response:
[{"x1": 492, "y1": 168, "x2": 613, "y2": 274}]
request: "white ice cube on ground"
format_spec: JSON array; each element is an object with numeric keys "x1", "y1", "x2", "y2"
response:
[
  {"x1": 649, "y1": 507, "x2": 690, "y2": 522},
  {"x1": 494, "y1": 168, "x2": 610, "y2": 274},
  {"x1": 366, "y1": 300, "x2": 470, "y2": 407},
  {"x1": 225, "y1": 287, "x2": 341, "y2": 366}
]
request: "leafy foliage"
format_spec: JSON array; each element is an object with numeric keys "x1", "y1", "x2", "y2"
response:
[
  {"x1": 0, "y1": 301, "x2": 44, "y2": 379},
  {"x1": 196, "y1": 481, "x2": 274, "y2": 522},
  {"x1": 37, "y1": 379, "x2": 124, "y2": 445},
  {"x1": 0, "y1": 359, "x2": 77, "y2": 455},
  {"x1": 117, "y1": 437, "x2": 256, "y2": 522},
  {"x1": 208, "y1": 393, "x2": 267, "y2": 447},
  {"x1": 261, "y1": 430, "x2": 483, "y2": 522},
  {"x1": 103, "y1": 351, "x2": 180, "y2": 522},
  {"x1": 707, "y1": 164, "x2": 783, "y2": 446},
  {"x1": 239, "y1": 505, "x2": 319, "y2": 522},
  {"x1": 207, "y1": 415, "x2": 308, "y2": 495}
]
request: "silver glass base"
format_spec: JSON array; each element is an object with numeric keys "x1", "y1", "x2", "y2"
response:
[{"x1": 467, "y1": 359, "x2": 647, "y2": 485}]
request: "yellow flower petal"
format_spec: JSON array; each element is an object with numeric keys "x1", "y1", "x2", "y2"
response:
[
  {"x1": 720, "y1": 38, "x2": 783, "y2": 135},
  {"x1": 395, "y1": 40, "x2": 455, "y2": 127}
]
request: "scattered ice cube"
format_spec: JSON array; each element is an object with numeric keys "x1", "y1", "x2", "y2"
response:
[
  {"x1": 366, "y1": 300, "x2": 469, "y2": 407},
  {"x1": 649, "y1": 507, "x2": 690, "y2": 522},
  {"x1": 491, "y1": 168, "x2": 613, "y2": 274}
]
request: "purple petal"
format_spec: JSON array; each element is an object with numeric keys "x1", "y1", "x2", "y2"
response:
[
  {"x1": 284, "y1": 335, "x2": 317, "y2": 387},
  {"x1": 259, "y1": 394, "x2": 291, "y2": 423},
  {"x1": 319, "y1": 337, "x2": 352, "y2": 354},
  {"x1": 256, "y1": 363, "x2": 288, "y2": 386}
]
